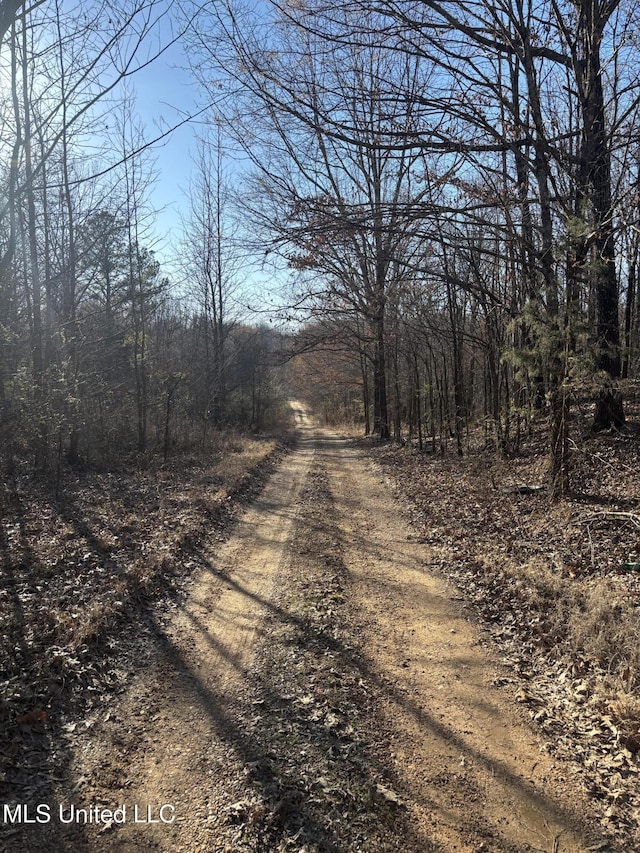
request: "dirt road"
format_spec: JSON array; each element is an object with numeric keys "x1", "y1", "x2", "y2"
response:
[{"x1": 13, "y1": 406, "x2": 607, "y2": 852}]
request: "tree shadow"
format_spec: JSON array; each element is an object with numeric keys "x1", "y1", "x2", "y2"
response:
[
  {"x1": 137, "y1": 588, "x2": 443, "y2": 852},
  {"x1": 0, "y1": 429, "x2": 607, "y2": 852},
  {"x1": 116, "y1": 510, "x2": 597, "y2": 851},
  {"x1": 569, "y1": 491, "x2": 639, "y2": 509},
  {"x1": 0, "y1": 494, "x2": 94, "y2": 853}
]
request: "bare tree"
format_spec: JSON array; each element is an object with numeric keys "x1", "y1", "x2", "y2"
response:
[
  {"x1": 319, "y1": 0, "x2": 640, "y2": 486},
  {"x1": 0, "y1": 0, "x2": 181, "y2": 467},
  {"x1": 185, "y1": 1, "x2": 435, "y2": 438},
  {"x1": 182, "y1": 124, "x2": 242, "y2": 436}
]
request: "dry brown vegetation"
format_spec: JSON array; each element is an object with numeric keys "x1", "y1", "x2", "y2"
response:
[{"x1": 357, "y1": 382, "x2": 640, "y2": 842}]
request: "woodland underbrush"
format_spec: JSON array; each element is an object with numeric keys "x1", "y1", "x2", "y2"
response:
[{"x1": 359, "y1": 382, "x2": 640, "y2": 840}]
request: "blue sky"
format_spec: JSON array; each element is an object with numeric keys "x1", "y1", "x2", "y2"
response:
[
  {"x1": 119, "y1": 2, "x2": 290, "y2": 319},
  {"x1": 131, "y1": 33, "x2": 202, "y2": 273}
]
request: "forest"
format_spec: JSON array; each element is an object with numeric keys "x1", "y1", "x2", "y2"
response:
[
  {"x1": 1, "y1": 0, "x2": 639, "y2": 497},
  {"x1": 2, "y1": 0, "x2": 640, "y2": 850}
]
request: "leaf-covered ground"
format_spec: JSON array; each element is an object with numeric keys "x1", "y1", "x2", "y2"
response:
[
  {"x1": 358, "y1": 383, "x2": 640, "y2": 847},
  {"x1": 0, "y1": 434, "x2": 289, "y2": 801},
  {"x1": 7, "y1": 412, "x2": 600, "y2": 853},
  {"x1": 3, "y1": 394, "x2": 639, "y2": 851}
]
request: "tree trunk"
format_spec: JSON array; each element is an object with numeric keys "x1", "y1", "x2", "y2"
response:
[
  {"x1": 359, "y1": 347, "x2": 371, "y2": 435},
  {"x1": 549, "y1": 384, "x2": 570, "y2": 498},
  {"x1": 373, "y1": 312, "x2": 389, "y2": 439},
  {"x1": 574, "y1": 0, "x2": 621, "y2": 377},
  {"x1": 22, "y1": 15, "x2": 47, "y2": 470},
  {"x1": 592, "y1": 386, "x2": 625, "y2": 432},
  {"x1": 622, "y1": 248, "x2": 637, "y2": 379}
]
